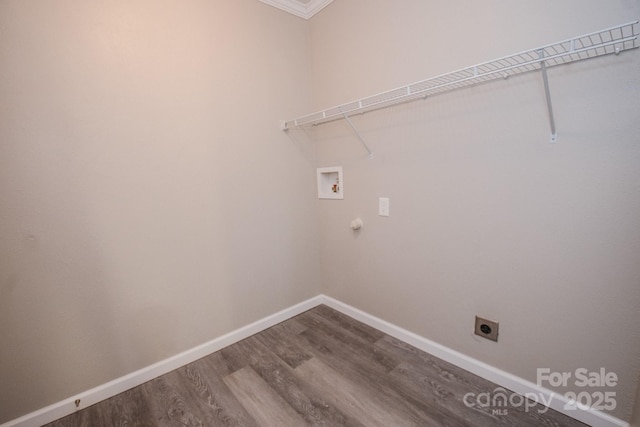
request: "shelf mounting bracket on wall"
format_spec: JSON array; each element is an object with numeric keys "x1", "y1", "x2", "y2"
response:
[
  {"x1": 281, "y1": 20, "x2": 638, "y2": 145},
  {"x1": 538, "y1": 49, "x2": 558, "y2": 143},
  {"x1": 343, "y1": 114, "x2": 373, "y2": 157}
]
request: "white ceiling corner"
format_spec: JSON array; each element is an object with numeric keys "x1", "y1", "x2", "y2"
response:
[{"x1": 257, "y1": 0, "x2": 334, "y2": 20}]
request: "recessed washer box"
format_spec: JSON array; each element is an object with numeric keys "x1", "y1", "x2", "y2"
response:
[{"x1": 317, "y1": 166, "x2": 343, "y2": 199}]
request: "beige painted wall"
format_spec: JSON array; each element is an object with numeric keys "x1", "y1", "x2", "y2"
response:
[
  {"x1": 633, "y1": 377, "x2": 640, "y2": 427},
  {"x1": 309, "y1": 0, "x2": 640, "y2": 422},
  {"x1": 0, "y1": 0, "x2": 320, "y2": 422}
]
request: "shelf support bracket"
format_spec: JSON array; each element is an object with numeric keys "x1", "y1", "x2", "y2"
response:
[
  {"x1": 538, "y1": 49, "x2": 558, "y2": 143},
  {"x1": 343, "y1": 114, "x2": 374, "y2": 158}
]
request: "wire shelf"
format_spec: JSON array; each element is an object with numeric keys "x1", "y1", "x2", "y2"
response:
[{"x1": 281, "y1": 20, "x2": 638, "y2": 130}]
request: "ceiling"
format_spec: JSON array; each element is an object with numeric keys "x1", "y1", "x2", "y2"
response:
[{"x1": 257, "y1": 0, "x2": 334, "y2": 20}]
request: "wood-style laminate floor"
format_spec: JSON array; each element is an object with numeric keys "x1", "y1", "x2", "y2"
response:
[{"x1": 46, "y1": 305, "x2": 586, "y2": 426}]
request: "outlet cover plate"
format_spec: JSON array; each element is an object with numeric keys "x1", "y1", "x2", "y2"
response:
[
  {"x1": 475, "y1": 316, "x2": 499, "y2": 342},
  {"x1": 378, "y1": 197, "x2": 390, "y2": 216}
]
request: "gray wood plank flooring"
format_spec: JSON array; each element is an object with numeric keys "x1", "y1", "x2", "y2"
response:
[{"x1": 45, "y1": 305, "x2": 586, "y2": 426}]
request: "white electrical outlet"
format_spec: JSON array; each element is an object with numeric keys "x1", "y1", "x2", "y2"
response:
[{"x1": 378, "y1": 197, "x2": 390, "y2": 217}]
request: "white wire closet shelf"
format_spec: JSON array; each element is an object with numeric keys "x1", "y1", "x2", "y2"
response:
[{"x1": 281, "y1": 20, "x2": 639, "y2": 139}]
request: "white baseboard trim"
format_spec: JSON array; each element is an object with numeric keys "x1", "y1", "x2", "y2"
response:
[
  {"x1": 3, "y1": 294, "x2": 628, "y2": 427},
  {"x1": 319, "y1": 295, "x2": 629, "y2": 427},
  {"x1": 1, "y1": 295, "x2": 323, "y2": 427}
]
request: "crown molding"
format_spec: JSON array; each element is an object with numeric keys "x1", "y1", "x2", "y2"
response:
[{"x1": 257, "y1": 0, "x2": 334, "y2": 20}]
